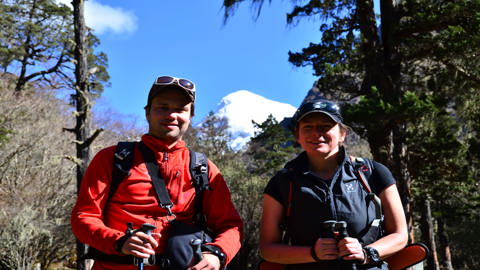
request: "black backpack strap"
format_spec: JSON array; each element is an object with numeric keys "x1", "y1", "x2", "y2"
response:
[
  {"x1": 189, "y1": 150, "x2": 209, "y2": 227},
  {"x1": 281, "y1": 179, "x2": 293, "y2": 244},
  {"x1": 275, "y1": 169, "x2": 293, "y2": 244},
  {"x1": 351, "y1": 156, "x2": 383, "y2": 228},
  {"x1": 138, "y1": 142, "x2": 175, "y2": 217},
  {"x1": 350, "y1": 156, "x2": 373, "y2": 193},
  {"x1": 190, "y1": 150, "x2": 209, "y2": 191},
  {"x1": 107, "y1": 141, "x2": 137, "y2": 206}
]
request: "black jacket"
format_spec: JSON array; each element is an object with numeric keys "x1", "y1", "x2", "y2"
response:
[{"x1": 264, "y1": 148, "x2": 395, "y2": 270}]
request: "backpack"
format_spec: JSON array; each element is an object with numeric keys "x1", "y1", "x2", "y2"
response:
[{"x1": 106, "y1": 141, "x2": 210, "y2": 226}]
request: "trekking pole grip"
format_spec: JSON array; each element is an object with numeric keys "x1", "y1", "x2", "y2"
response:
[
  {"x1": 335, "y1": 221, "x2": 357, "y2": 270},
  {"x1": 136, "y1": 223, "x2": 156, "y2": 270},
  {"x1": 190, "y1": 238, "x2": 203, "y2": 264}
]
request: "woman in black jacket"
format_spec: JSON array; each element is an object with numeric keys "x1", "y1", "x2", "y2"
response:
[{"x1": 260, "y1": 99, "x2": 408, "y2": 270}]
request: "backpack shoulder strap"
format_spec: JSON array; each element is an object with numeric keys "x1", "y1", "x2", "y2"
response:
[
  {"x1": 275, "y1": 168, "x2": 293, "y2": 243},
  {"x1": 350, "y1": 156, "x2": 373, "y2": 193},
  {"x1": 189, "y1": 150, "x2": 210, "y2": 227},
  {"x1": 350, "y1": 156, "x2": 383, "y2": 227},
  {"x1": 138, "y1": 142, "x2": 175, "y2": 216},
  {"x1": 190, "y1": 150, "x2": 210, "y2": 191},
  {"x1": 276, "y1": 168, "x2": 294, "y2": 220},
  {"x1": 106, "y1": 141, "x2": 137, "y2": 208}
]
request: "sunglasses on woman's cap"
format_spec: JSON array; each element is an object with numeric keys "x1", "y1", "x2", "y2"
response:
[
  {"x1": 292, "y1": 99, "x2": 343, "y2": 128},
  {"x1": 149, "y1": 76, "x2": 196, "y2": 102}
]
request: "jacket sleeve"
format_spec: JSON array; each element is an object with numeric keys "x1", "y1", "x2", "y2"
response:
[
  {"x1": 70, "y1": 146, "x2": 124, "y2": 255},
  {"x1": 202, "y1": 160, "x2": 244, "y2": 264}
]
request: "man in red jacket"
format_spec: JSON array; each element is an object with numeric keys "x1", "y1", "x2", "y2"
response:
[{"x1": 71, "y1": 76, "x2": 243, "y2": 270}]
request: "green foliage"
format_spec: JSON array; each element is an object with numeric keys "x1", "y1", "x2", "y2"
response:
[
  {"x1": 0, "y1": 0, "x2": 109, "y2": 93},
  {"x1": 85, "y1": 33, "x2": 110, "y2": 96},
  {"x1": 287, "y1": 1, "x2": 360, "y2": 78},
  {"x1": 186, "y1": 111, "x2": 235, "y2": 166},
  {"x1": 221, "y1": 159, "x2": 265, "y2": 270},
  {"x1": 343, "y1": 88, "x2": 439, "y2": 134},
  {"x1": 448, "y1": 214, "x2": 480, "y2": 270},
  {"x1": 457, "y1": 88, "x2": 480, "y2": 180},
  {"x1": 408, "y1": 111, "x2": 474, "y2": 216},
  {"x1": 0, "y1": 126, "x2": 12, "y2": 145},
  {"x1": 246, "y1": 114, "x2": 299, "y2": 177}
]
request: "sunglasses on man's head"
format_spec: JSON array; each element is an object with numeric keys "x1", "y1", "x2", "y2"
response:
[{"x1": 154, "y1": 76, "x2": 196, "y2": 99}]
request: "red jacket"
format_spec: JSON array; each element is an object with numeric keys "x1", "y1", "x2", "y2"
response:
[{"x1": 71, "y1": 135, "x2": 243, "y2": 270}]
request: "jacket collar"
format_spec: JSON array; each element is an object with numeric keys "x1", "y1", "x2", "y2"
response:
[
  {"x1": 285, "y1": 147, "x2": 357, "y2": 182},
  {"x1": 141, "y1": 134, "x2": 187, "y2": 153}
]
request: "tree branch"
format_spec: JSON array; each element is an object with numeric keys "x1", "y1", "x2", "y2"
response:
[
  {"x1": 23, "y1": 52, "x2": 67, "y2": 82},
  {"x1": 62, "y1": 127, "x2": 75, "y2": 133},
  {"x1": 442, "y1": 60, "x2": 480, "y2": 85},
  {"x1": 63, "y1": 155, "x2": 82, "y2": 166},
  {"x1": 80, "y1": 128, "x2": 103, "y2": 149}
]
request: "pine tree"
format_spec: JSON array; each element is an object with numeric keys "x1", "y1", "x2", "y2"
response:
[
  {"x1": 246, "y1": 114, "x2": 298, "y2": 177},
  {"x1": 0, "y1": 0, "x2": 109, "y2": 93}
]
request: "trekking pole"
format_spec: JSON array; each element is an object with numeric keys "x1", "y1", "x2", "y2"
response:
[
  {"x1": 190, "y1": 238, "x2": 203, "y2": 264},
  {"x1": 335, "y1": 221, "x2": 357, "y2": 270},
  {"x1": 321, "y1": 220, "x2": 337, "y2": 238},
  {"x1": 320, "y1": 220, "x2": 339, "y2": 269},
  {"x1": 134, "y1": 223, "x2": 156, "y2": 270}
]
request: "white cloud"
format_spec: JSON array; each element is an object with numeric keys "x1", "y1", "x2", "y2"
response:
[{"x1": 56, "y1": 0, "x2": 138, "y2": 35}]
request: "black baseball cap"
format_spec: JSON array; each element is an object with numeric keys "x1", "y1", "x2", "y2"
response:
[{"x1": 291, "y1": 99, "x2": 343, "y2": 129}]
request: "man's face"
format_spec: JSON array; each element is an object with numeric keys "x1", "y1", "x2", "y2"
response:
[{"x1": 145, "y1": 88, "x2": 192, "y2": 145}]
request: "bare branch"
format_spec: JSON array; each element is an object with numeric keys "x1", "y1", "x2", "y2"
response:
[
  {"x1": 62, "y1": 127, "x2": 75, "y2": 133},
  {"x1": 63, "y1": 155, "x2": 82, "y2": 166},
  {"x1": 81, "y1": 128, "x2": 104, "y2": 148}
]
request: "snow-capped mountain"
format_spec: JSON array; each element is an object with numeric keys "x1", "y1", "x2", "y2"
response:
[{"x1": 209, "y1": 90, "x2": 297, "y2": 150}]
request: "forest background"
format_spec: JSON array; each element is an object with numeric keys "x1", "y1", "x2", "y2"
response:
[{"x1": 0, "y1": 0, "x2": 479, "y2": 270}]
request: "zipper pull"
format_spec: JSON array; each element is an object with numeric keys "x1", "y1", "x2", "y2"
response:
[{"x1": 163, "y1": 152, "x2": 168, "y2": 161}]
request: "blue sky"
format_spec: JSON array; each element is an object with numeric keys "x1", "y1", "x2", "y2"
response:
[{"x1": 67, "y1": 0, "x2": 321, "y2": 125}]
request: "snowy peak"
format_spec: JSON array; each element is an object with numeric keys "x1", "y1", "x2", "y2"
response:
[{"x1": 212, "y1": 90, "x2": 296, "y2": 150}]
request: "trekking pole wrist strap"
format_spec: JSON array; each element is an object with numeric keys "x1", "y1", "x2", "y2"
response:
[
  {"x1": 202, "y1": 244, "x2": 226, "y2": 267},
  {"x1": 358, "y1": 248, "x2": 368, "y2": 265},
  {"x1": 310, "y1": 245, "x2": 321, "y2": 262}
]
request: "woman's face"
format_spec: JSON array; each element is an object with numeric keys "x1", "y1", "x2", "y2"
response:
[{"x1": 296, "y1": 113, "x2": 346, "y2": 157}]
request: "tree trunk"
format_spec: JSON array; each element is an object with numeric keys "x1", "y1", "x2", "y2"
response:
[
  {"x1": 420, "y1": 198, "x2": 439, "y2": 270},
  {"x1": 438, "y1": 218, "x2": 453, "y2": 270},
  {"x1": 357, "y1": 0, "x2": 416, "y2": 241},
  {"x1": 357, "y1": 0, "x2": 392, "y2": 167},
  {"x1": 72, "y1": 1, "x2": 90, "y2": 269},
  {"x1": 378, "y1": 0, "x2": 416, "y2": 241},
  {"x1": 392, "y1": 124, "x2": 414, "y2": 240}
]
